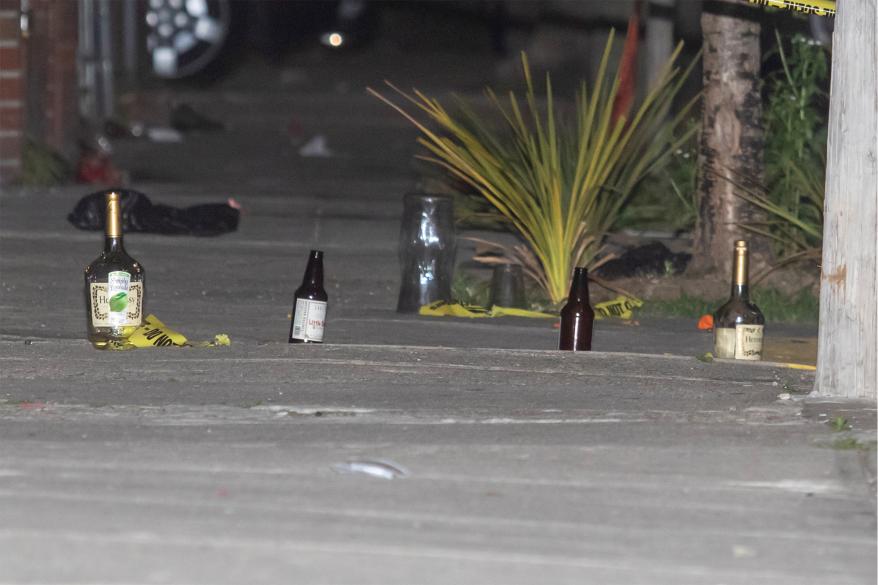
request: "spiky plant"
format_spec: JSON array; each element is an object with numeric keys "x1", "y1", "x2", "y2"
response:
[
  {"x1": 724, "y1": 156, "x2": 824, "y2": 282},
  {"x1": 370, "y1": 32, "x2": 698, "y2": 304}
]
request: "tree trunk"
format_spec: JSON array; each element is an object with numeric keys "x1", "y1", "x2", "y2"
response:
[
  {"x1": 691, "y1": 0, "x2": 765, "y2": 276},
  {"x1": 815, "y1": 0, "x2": 877, "y2": 401}
]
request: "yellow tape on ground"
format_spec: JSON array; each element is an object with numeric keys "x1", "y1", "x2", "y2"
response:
[
  {"x1": 748, "y1": 0, "x2": 835, "y2": 16},
  {"x1": 419, "y1": 301, "x2": 553, "y2": 319},
  {"x1": 127, "y1": 314, "x2": 230, "y2": 348},
  {"x1": 783, "y1": 362, "x2": 817, "y2": 371},
  {"x1": 418, "y1": 296, "x2": 643, "y2": 320}
]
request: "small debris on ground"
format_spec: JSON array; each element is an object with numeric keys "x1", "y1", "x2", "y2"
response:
[
  {"x1": 332, "y1": 459, "x2": 408, "y2": 480},
  {"x1": 146, "y1": 127, "x2": 184, "y2": 143},
  {"x1": 299, "y1": 135, "x2": 333, "y2": 158}
]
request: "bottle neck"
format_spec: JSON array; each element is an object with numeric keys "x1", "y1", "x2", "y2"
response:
[
  {"x1": 730, "y1": 283, "x2": 750, "y2": 300},
  {"x1": 104, "y1": 236, "x2": 125, "y2": 254},
  {"x1": 105, "y1": 192, "x2": 123, "y2": 253},
  {"x1": 567, "y1": 268, "x2": 590, "y2": 303},
  {"x1": 301, "y1": 251, "x2": 324, "y2": 287},
  {"x1": 731, "y1": 244, "x2": 749, "y2": 300}
]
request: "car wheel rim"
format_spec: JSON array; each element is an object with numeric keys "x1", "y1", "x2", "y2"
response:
[{"x1": 145, "y1": 0, "x2": 231, "y2": 79}]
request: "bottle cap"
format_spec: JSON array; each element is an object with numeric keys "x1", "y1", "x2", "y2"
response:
[{"x1": 733, "y1": 240, "x2": 749, "y2": 285}]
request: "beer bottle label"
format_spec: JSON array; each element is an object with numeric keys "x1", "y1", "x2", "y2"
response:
[{"x1": 291, "y1": 299, "x2": 326, "y2": 342}]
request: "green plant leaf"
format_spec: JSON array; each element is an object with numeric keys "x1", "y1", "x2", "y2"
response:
[{"x1": 370, "y1": 34, "x2": 697, "y2": 304}]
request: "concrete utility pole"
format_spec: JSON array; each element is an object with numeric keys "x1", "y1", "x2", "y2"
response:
[{"x1": 815, "y1": 0, "x2": 878, "y2": 400}]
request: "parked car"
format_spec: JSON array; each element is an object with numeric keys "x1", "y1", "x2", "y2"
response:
[{"x1": 144, "y1": 0, "x2": 378, "y2": 79}]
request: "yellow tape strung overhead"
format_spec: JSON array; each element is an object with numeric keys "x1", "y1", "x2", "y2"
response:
[
  {"x1": 419, "y1": 296, "x2": 643, "y2": 320},
  {"x1": 126, "y1": 314, "x2": 231, "y2": 348},
  {"x1": 748, "y1": 0, "x2": 835, "y2": 16}
]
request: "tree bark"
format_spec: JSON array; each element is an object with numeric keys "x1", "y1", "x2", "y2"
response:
[
  {"x1": 815, "y1": 0, "x2": 877, "y2": 401},
  {"x1": 691, "y1": 0, "x2": 765, "y2": 276}
]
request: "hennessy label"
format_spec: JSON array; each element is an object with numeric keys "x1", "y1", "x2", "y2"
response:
[
  {"x1": 714, "y1": 325, "x2": 763, "y2": 360},
  {"x1": 735, "y1": 324, "x2": 764, "y2": 360},
  {"x1": 291, "y1": 299, "x2": 326, "y2": 342},
  {"x1": 90, "y1": 274, "x2": 143, "y2": 327}
]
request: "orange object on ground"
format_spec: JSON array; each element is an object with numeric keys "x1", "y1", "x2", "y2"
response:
[{"x1": 697, "y1": 314, "x2": 714, "y2": 330}]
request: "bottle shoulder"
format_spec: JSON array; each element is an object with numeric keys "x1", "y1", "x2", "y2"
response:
[
  {"x1": 294, "y1": 285, "x2": 328, "y2": 302},
  {"x1": 560, "y1": 301, "x2": 594, "y2": 317},
  {"x1": 714, "y1": 297, "x2": 764, "y2": 326},
  {"x1": 84, "y1": 251, "x2": 145, "y2": 279}
]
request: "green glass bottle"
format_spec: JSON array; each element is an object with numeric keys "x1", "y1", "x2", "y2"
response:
[
  {"x1": 713, "y1": 240, "x2": 764, "y2": 360},
  {"x1": 84, "y1": 192, "x2": 145, "y2": 349}
]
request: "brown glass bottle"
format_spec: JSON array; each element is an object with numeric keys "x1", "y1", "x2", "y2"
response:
[
  {"x1": 559, "y1": 267, "x2": 594, "y2": 351},
  {"x1": 713, "y1": 240, "x2": 765, "y2": 360},
  {"x1": 289, "y1": 250, "x2": 328, "y2": 343}
]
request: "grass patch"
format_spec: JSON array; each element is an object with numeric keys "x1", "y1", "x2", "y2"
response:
[
  {"x1": 639, "y1": 293, "x2": 717, "y2": 320},
  {"x1": 639, "y1": 288, "x2": 818, "y2": 324},
  {"x1": 831, "y1": 437, "x2": 877, "y2": 451},
  {"x1": 752, "y1": 288, "x2": 819, "y2": 323},
  {"x1": 830, "y1": 416, "x2": 850, "y2": 432}
]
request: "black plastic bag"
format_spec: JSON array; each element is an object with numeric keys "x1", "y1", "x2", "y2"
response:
[
  {"x1": 68, "y1": 189, "x2": 239, "y2": 237},
  {"x1": 595, "y1": 242, "x2": 691, "y2": 280}
]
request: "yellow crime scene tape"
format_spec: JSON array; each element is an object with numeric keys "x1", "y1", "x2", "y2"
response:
[
  {"x1": 419, "y1": 296, "x2": 643, "y2": 320},
  {"x1": 127, "y1": 314, "x2": 231, "y2": 348},
  {"x1": 747, "y1": 0, "x2": 835, "y2": 16}
]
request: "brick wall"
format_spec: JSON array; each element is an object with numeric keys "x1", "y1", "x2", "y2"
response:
[
  {"x1": 0, "y1": 0, "x2": 24, "y2": 183},
  {"x1": 0, "y1": 0, "x2": 79, "y2": 185},
  {"x1": 28, "y1": 0, "x2": 78, "y2": 155}
]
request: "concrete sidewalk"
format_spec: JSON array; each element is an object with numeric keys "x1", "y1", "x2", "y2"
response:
[
  {"x1": 0, "y1": 340, "x2": 875, "y2": 584},
  {"x1": 0, "y1": 60, "x2": 874, "y2": 583}
]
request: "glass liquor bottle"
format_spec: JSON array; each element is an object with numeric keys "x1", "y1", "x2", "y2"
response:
[
  {"x1": 713, "y1": 240, "x2": 765, "y2": 360},
  {"x1": 84, "y1": 192, "x2": 145, "y2": 349},
  {"x1": 289, "y1": 250, "x2": 328, "y2": 343},
  {"x1": 559, "y1": 267, "x2": 595, "y2": 351}
]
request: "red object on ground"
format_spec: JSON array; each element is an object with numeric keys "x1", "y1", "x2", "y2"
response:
[
  {"x1": 697, "y1": 314, "x2": 714, "y2": 331},
  {"x1": 76, "y1": 151, "x2": 123, "y2": 185}
]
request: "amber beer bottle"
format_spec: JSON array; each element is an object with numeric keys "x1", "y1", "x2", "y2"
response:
[
  {"x1": 289, "y1": 250, "x2": 328, "y2": 343},
  {"x1": 559, "y1": 267, "x2": 594, "y2": 351},
  {"x1": 713, "y1": 240, "x2": 765, "y2": 359}
]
